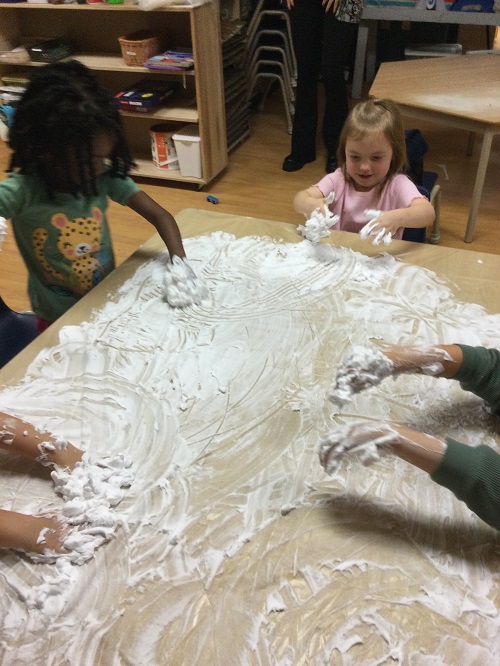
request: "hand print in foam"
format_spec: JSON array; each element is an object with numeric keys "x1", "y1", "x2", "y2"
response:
[{"x1": 32, "y1": 208, "x2": 104, "y2": 295}]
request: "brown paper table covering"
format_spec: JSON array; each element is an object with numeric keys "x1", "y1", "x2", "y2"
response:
[{"x1": 0, "y1": 208, "x2": 498, "y2": 665}]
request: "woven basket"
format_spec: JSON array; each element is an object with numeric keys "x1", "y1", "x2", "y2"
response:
[{"x1": 118, "y1": 30, "x2": 161, "y2": 67}]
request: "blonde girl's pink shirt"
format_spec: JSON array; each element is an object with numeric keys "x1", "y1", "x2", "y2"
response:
[{"x1": 315, "y1": 169, "x2": 425, "y2": 240}]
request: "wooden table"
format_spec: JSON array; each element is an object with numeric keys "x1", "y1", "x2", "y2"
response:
[
  {"x1": 0, "y1": 209, "x2": 499, "y2": 665},
  {"x1": 369, "y1": 53, "x2": 500, "y2": 243},
  {"x1": 351, "y1": 5, "x2": 500, "y2": 100},
  {"x1": 1, "y1": 207, "x2": 499, "y2": 388}
]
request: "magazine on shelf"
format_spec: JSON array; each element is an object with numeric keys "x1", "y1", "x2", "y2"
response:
[{"x1": 146, "y1": 49, "x2": 194, "y2": 71}]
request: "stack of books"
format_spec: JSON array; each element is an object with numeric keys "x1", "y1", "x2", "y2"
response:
[{"x1": 146, "y1": 49, "x2": 194, "y2": 71}]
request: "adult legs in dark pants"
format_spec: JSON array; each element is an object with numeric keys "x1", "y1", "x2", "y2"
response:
[{"x1": 283, "y1": 0, "x2": 358, "y2": 173}]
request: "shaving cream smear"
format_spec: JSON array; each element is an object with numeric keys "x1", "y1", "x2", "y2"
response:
[{"x1": 0, "y1": 231, "x2": 498, "y2": 665}]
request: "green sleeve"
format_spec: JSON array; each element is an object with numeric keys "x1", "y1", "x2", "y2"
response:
[
  {"x1": 0, "y1": 173, "x2": 26, "y2": 219},
  {"x1": 431, "y1": 438, "x2": 500, "y2": 530},
  {"x1": 455, "y1": 345, "x2": 500, "y2": 415},
  {"x1": 104, "y1": 174, "x2": 141, "y2": 206}
]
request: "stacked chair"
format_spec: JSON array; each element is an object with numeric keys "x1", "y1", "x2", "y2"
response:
[
  {"x1": 246, "y1": 0, "x2": 297, "y2": 134},
  {"x1": 222, "y1": 20, "x2": 251, "y2": 151}
]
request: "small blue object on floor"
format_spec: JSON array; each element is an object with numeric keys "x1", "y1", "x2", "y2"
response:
[
  {"x1": 0, "y1": 296, "x2": 38, "y2": 368},
  {"x1": 206, "y1": 195, "x2": 219, "y2": 204}
]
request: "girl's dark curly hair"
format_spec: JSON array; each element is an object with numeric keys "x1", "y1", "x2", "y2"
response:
[{"x1": 8, "y1": 60, "x2": 135, "y2": 197}]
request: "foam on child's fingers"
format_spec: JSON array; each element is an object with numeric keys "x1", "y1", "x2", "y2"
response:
[
  {"x1": 319, "y1": 421, "x2": 399, "y2": 474},
  {"x1": 163, "y1": 256, "x2": 209, "y2": 308},
  {"x1": 25, "y1": 453, "x2": 136, "y2": 565},
  {"x1": 328, "y1": 346, "x2": 394, "y2": 407},
  {"x1": 359, "y1": 218, "x2": 379, "y2": 240},
  {"x1": 298, "y1": 204, "x2": 339, "y2": 244}
]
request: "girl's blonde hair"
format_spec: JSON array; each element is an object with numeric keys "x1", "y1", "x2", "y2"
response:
[{"x1": 337, "y1": 98, "x2": 407, "y2": 186}]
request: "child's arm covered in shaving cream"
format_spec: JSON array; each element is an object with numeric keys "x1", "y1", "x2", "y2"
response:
[
  {"x1": 343, "y1": 343, "x2": 500, "y2": 414},
  {"x1": 293, "y1": 185, "x2": 330, "y2": 219},
  {"x1": 0, "y1": 412, "x2": 83, "y2": 469},
  {"x1": 0, "y1": 412, "x2": 84, "y2": 554},
  {"x1": 328, "y1": 344, "x2": 462, "y2": 407},
  {"x1": 0, "y1": 509, "x2": 69, "y2": 554},
  {"x1": 319, "y1": 421, "x2": 500, "y2": 530}
]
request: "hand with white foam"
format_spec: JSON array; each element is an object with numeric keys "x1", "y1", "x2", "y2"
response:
[
  {"x1": 319, "y1": 421, "x2": 447, "y2": 476},
  {"x1": 328, "y1": 346, "x2": 395, "y2": 407},
  {"x1": 329, "y1": 344, "x2": 462, "y2": 408},
  {"x1": 297, "y1": 191, "x2": 339, "y2": 244},
  {"x1": 360, "y1": 209, "x2": 393, "y2": 246},
  {"x1": 163, "y1": 255, "x2": 209, "y2": 308},
  {"x1": 319, "y1": 421, "x2": 401, "y2": 474}
]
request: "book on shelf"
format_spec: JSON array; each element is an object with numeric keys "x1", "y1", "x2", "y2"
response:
[
  {"x1": 146, "y1": 49, "x2": 194, "y2": 71},
  {"x1": 113, "y1": 79, "x2": 177, "y2": 113}
]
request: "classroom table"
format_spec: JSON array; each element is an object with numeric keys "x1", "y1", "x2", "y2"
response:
[
  {"x1": 368, "y1": 53, "x2": 500, "y2": 243},
  {"x1": 1, "y1": 207, "x2": 499, "y2": 385},
  {"x1": 351, "y1": 5, "x2": 500, "y2": 100},
  {"x1": 0, "y1": 208, "x2": 499, "y2": 665}
]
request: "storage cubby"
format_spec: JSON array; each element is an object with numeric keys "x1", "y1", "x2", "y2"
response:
[{"x1": 0, "y1": 2, "x2": 228, "y2": 186}]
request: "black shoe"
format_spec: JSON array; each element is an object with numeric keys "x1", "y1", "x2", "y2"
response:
[
  {"x1": 282, "y1": 154, "x2": 315, "y2": 172},
  {"x1": 326, "y1": 155, "x2": 338, "y2": 173}
]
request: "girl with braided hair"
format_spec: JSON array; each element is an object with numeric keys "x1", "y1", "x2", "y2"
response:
[{"x1": 1, "y1": 60, "x2": 186, "y2": 331}]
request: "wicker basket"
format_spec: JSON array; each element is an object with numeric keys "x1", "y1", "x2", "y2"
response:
[{"x1": 118, "y1": 30, "x2": 161, "y2": 67}]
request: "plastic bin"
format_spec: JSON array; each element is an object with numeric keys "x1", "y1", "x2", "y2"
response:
[{"x1": 172, "y1": 125, "x2": 202, "y2": 179}]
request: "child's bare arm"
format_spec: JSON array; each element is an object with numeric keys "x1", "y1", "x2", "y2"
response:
[
  {"x1": 384, "y1": 344, "x2": 464, "y2": 379},
  {"x1": 0, "y1": 412, "x2": 83, "y2": 469},
  {"x1": 293, "y1": 186, "x2": 327, "y2": 218},
  {"x1": 0, "y1": 509, "x2": 69, "y2": 554},
  {"x1": 128, "y1": 190, "x2": 186, "y2": 260}
]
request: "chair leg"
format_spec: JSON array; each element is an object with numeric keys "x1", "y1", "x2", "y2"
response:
[
  {"x1": 257, "y1": 78, "x2": 275, "y2": 110},
  {"x1": 251, "y1": 73, "x2": 293, "y2": 134},
  {"x1": 429, "y1": 184, "x2": 441, "y2": 244}
]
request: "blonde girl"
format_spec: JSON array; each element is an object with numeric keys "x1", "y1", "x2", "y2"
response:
[{"x1": 293, "y1": 99, "x2": 435, "y2": 241}]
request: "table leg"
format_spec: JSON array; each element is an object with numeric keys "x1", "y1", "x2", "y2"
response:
[
  {"x1": 352, "y1": 21, "x2": 369, "y2": 100},
  {"x1": 464, "y1": 129, "x2": 493, "y2": 243},
  {"x1": 466, "y1": 131, "x2": 475, "y2": 156},
  {"x1": 366, "y1": 21, "x2": 378, "y2": 84}
]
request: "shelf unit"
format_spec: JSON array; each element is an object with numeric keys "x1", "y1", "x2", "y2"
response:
[{"x1": 0, "y1": 2, "x2": 228, "y2": 187}]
